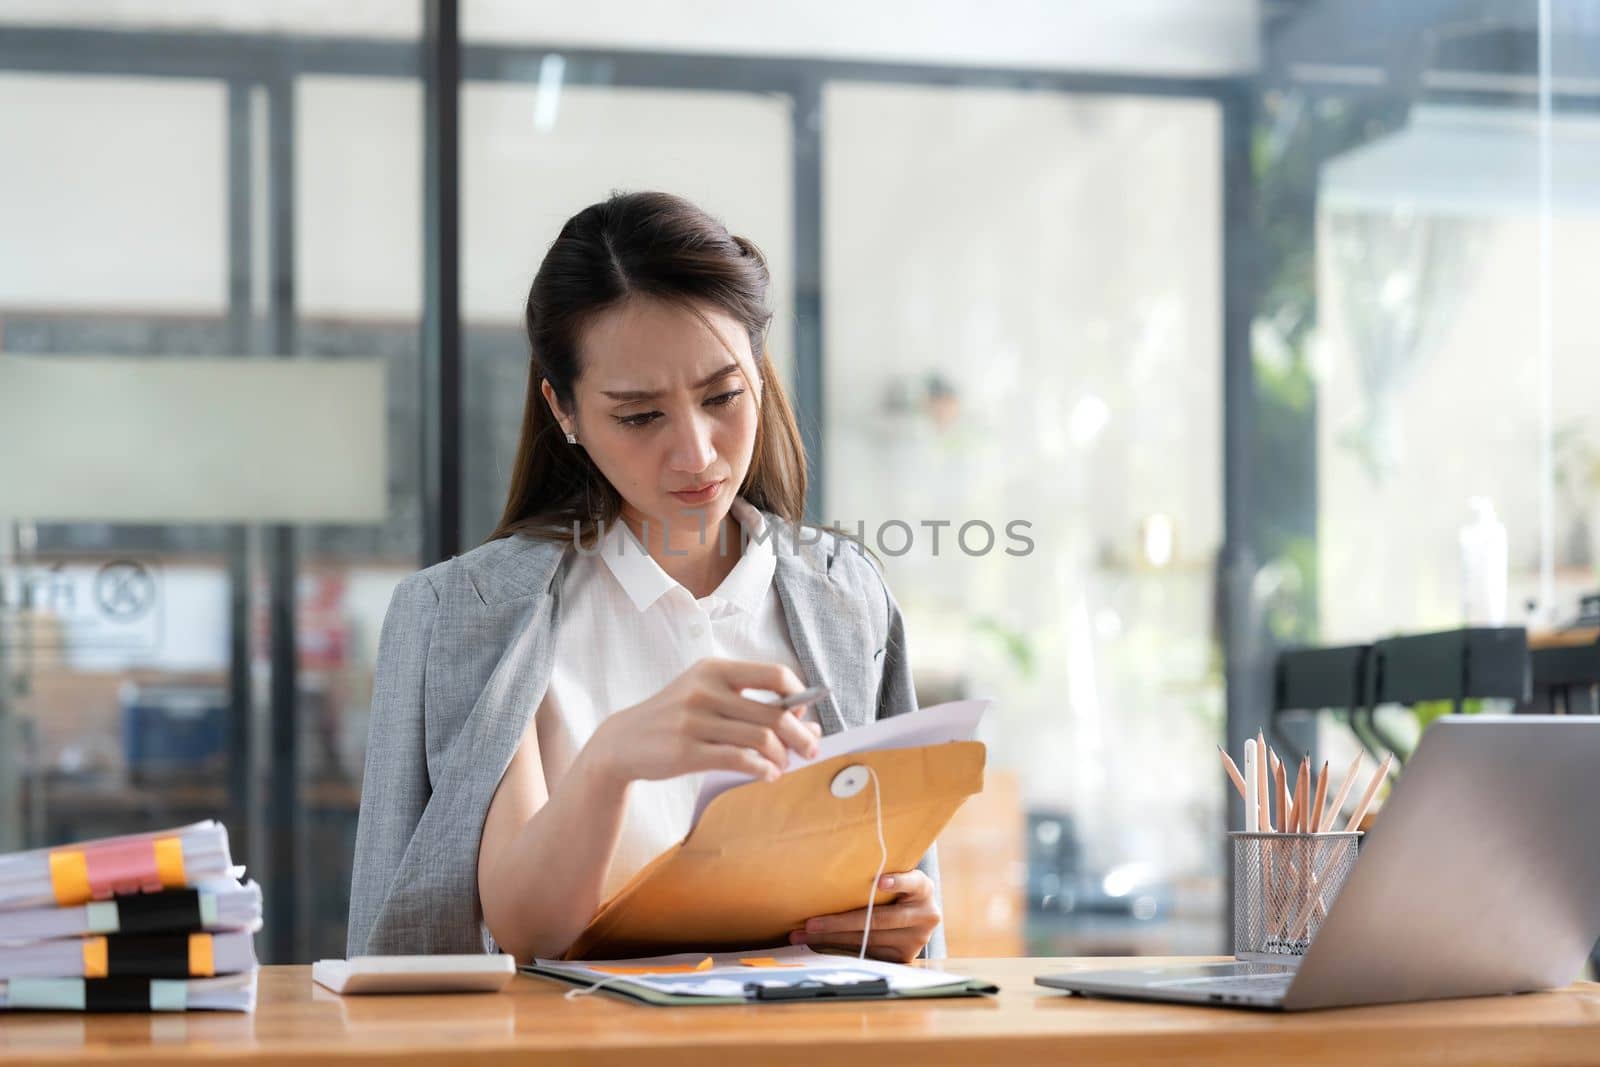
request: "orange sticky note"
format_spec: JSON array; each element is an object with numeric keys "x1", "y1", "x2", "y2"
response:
[
  {"x1": 82, "y1": 937, "x2": 108, "y2": 979},
  {"x1": 154, "y1": 836, "x2": 187, "y2": 889},
  {"x1": 188, "y1": 933, "x2": 215, "y2": 977},
  {"x1": 738, "y1": 958, "x2": 802, "y2": 968},
  {"x1": 588, "y1": 956, "x2": 714, "y2": 976},
  {"x1": 49, "y1": 851, "x2": 91, "y2": 907}
]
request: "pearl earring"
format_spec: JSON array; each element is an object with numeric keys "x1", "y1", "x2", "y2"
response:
[{"x1": 565, "y1": 431, "x2": 577, "y2": 444}]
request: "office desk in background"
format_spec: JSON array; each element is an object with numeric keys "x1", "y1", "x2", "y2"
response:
[{"x1": 2, "y1": 960, "x2": 1599, "y2": 1067}]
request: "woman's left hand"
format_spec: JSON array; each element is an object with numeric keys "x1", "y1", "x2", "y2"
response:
[{"x1": 789, "y1": 869, "x2": 940, "y2": 964}]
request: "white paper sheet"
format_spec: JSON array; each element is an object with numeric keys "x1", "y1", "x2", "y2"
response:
[{"x1": 691, "y1": 698, "x2": 990, "y2": 825}]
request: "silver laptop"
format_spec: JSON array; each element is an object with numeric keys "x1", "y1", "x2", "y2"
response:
[{"x1": 1037, "y1": 716, "x2": 1600, "y2": 1010}]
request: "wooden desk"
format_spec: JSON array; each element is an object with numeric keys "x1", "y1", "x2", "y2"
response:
[
  {"x1": 3, "y1": 960, "x2": 1600, "y2": 1066},
  {"x1": 1530, "y1": 627, "x2": 1600, "y2": 650}
]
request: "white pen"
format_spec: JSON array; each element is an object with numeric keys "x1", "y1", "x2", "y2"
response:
[{"x1": 1244, "y1": 739, "x2": 1260, "y2": 833}]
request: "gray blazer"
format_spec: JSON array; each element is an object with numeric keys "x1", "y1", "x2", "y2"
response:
[{"x1": 347, "y1": 510, "x2": 946, "y2": 960}]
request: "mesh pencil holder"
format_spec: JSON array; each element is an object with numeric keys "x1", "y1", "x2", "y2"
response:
[{"x1": 1230, "y1": 831, "x2": 1361, "y2": 962}]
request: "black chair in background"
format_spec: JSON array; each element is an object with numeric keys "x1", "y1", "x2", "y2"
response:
[
  {"x1": 1529, "y1": 593, "x2": 1600, "y2": 716},
  {"x1": 1274, "y1": 627, "x2": 1530, "y2": 767}
]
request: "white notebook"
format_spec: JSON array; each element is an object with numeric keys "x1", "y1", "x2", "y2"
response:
[
  {"x1": 691, "y1": 698, "x2": 990, "y2": 824},
  {"x1": 312, "y1": 954, "x2": 518, "y2": 995},
  {"x1": 0, "y1": 971, "x2": 257, "y2": 1012},
  {"x1": 0, "y1": 877, "x2": 260, "y2": 945},
  {"x1": 0, "y1": 822, "x2": 235, "y2": 912}
]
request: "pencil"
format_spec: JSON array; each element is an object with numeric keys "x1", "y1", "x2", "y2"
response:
[
  {"x1": 1309, "y1": 760, "x2": 1330, "y2": 833},
  {"x1": 1296, "y1": 757, "x2": 1311, "y2": 833},
  {"x1": 1218, "y1": 744, "x2": 1248, "y2": 800},
  {"x1": 1272, "y1": 751, "x2": 1292, "y2": 935},
  {"x1": 1288, "y1": 756, "x2": 1302, "y2": 833},
  {"x1": 1273, "y1": 755, "x2": 1288, "y2": 837},
  {"x1": 1344, "y1": 753, "x2": 1394, "y2": 831},
  {"x1": 1322, "y1": 752, "x2": 1363, "y2": 832},
  {"x1": 1257, "y1": 730, "x2": 1272, "y2": 831},
  {"x1": 1268, "y1": 743, "x2": 1283, "y2": 828}
]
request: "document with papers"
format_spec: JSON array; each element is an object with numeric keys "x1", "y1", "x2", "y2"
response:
[
  {"x1": 0, "y1": 971, "x2": 257, "y2": 1012},
  {"x1": 0, "y1": 929, "x2": 257, "y2": 980},
  {"x1": 0, "y1": 878, "x2": 261, "y2": 945},
  {"x1": 0, "y1": 821, "x2": 236, "y2": 911},
  {"x1": 528, "y1": 945, "x2": 996, "y2": 1005}
]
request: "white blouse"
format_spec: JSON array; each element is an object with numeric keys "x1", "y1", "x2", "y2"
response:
[{"x1": 533, "y1": 496, "x2": 805, "y2": 901}]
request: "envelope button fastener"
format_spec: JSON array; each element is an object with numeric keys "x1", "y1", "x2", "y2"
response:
[{"x1": 831, "y1": 765, "x2": 870, "y2": 799}]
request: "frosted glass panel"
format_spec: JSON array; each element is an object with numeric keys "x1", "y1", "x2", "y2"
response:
[
  {"x1": 297, "y1": 78, "x2": 423, "y2": 319},
  {"x1": 0, "y1": 74, "x2": 224, "y2": 313},
  {"x1": 825, "y1": 82, "x2": 1224, "y2": 953},
  {"x1": 1, "y1": 356, "x2": 387, "y2": 523}
]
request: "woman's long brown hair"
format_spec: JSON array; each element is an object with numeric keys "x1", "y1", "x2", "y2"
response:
[{"x1": 487, "y1": 191, "x2": 809, "y2": 546}]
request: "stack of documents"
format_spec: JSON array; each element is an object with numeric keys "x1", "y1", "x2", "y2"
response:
[{"x1": 0, "y1": 822, "x2": 259, "y2": 1012}]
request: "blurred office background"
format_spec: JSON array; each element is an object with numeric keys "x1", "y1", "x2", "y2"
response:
[{"x1": 1, "y1": 1, "x2": 1597, "y2": 963}]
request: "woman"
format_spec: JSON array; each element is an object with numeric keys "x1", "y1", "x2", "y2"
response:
[{"x1": 347, "y1": 191, "x2": 943, "y2": 963}]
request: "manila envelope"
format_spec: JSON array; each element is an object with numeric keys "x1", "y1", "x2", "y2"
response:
[{"x1": 564, "y1": 741, "x2": 986, "y2": 960}]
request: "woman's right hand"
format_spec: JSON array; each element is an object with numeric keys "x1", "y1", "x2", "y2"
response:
[{"x1": 586, "y1": 657, "x2": 823, "y2": 787}]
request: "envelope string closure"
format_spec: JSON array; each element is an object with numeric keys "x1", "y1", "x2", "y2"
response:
[{"x1": 859, "y1": 766, "x2": 887, "y2": 961}]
